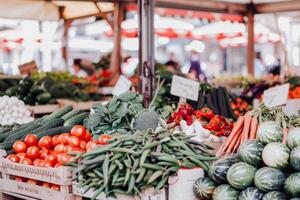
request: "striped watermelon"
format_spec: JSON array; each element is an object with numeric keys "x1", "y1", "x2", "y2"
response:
[
  {"x1": 290, "y1": 146, "x2": 300, "y2": 171},
  {"x1": 227, "y1": 162, "x2": 256, "y2": 189},
  {"x1": 212, "y1": 184, "x2": 239, "y2": 200},
  {"x1": 238, "y1": 187, "x2": 264, "y2": 200},
  {"x1": 287, "y1": 127, "x2": 300, "y2": 149},
  {"x1": 209, "y1": 155, "x2": 240, "y2": 184},
  {"x1": 284, "y1": 172, "x2": 300, "y2": 197},
  {"x1": 193, "y1": 177, "x2": 216, "y2": 200},
  {"x1": 257, "y1": 121, "x2": 282, "y2": 144},
  {"x1": 262, "y1": 142, "x2": 290, "y2": 169},
  {"x1": 262, "y1": 191, "x2": 288, "y2": 200},
  {"x1": 254, "y1": 167, "x2": 286, "y2": 192},
  {"x1": 238, "y1": 140, "x2": 264, "y2": 167}
]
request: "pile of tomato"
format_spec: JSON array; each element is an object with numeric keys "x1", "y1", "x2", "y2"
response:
[
  {"x1": 13, "y1": 176, "x2": 61, "y2": 191},
  {"x1": 230, "y1": 97, "x2": 252, "y2": 117},
  {"x1": 6, "y1": 125, "x2": 112, "y2": 191}
]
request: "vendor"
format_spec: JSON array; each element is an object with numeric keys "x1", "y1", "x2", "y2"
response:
[{"x1": 72, "y1": 59, "x2": 88, "y2": 78}]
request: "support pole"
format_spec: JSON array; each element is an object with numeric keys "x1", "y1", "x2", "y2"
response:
[
  {"x1": 62, "y1": 19, "x2": 72, "y2": 71},
  {"x1": 247, "y1": 4, "x2": 255, "y2": 76},
  {"x1": 138, "y1": 0, "x2": 155, "y2": 108},
  {"x1": 108, "y1": 2, "x2": 124, "y2": 85}
]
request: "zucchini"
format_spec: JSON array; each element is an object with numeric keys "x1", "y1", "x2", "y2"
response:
[
  {"x1": 4, "y1": 123, "x2": 41, "y2": 142},
  {"x1": 64, "y1": 112, "x2": 89, "y2": 127},
  {"x1": 61, "y1": 110, "x2": 82, "y2": 121},
  {"x1": 216, "y1": 88, "x2": 229, "y2": 118},
  {"x1": 0, "y1": 122, "x2": 36, "y2": 142},
  {"x1": 36, "y1": 126, "x2": 72, "y2": 139},
  {"x1": 211, "y1": 88, "x2": 221, "y2": 114},
  {"x1": 205, "y1": 94, "x2": 218, "y2": 114},
  {"x1": 0, "y1": 140, "x2": 15, "y2": 151},
  {"x1": 30, "y1": 118, "x2": 64, "y2": 135},
  {"x1": 42, "y1": 105, "x2": 73, "y2": 122},
  {"x1": 221, "y1": 87, "x2": 236, "y2": 120}
]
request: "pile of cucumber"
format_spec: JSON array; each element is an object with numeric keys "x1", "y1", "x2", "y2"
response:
[
  {"x1": 0, "y1": 105, "x2": 88, "y2": 153},
  {"x1": 72, "y1": 129, "x2": 216, "y2": 198}
]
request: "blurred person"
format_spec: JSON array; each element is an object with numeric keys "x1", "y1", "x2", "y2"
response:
[
  {"x1": 165, "y1": 52, "x2": 180, "y2": 72},
  {"x1": 73, "y1": 59, "x2": 88, "y2": 78},
  {"x1": 254, "y1": 52, "x2": 266, "y2": 77},
  {"x1": 268, "y1": 58, "x2": 281, "y2": 76},
  {"x1": 189, "y1": 51, "x2": 206, "y2": 81}
]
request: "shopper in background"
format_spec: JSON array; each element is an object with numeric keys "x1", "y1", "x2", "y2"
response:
[
  {"x1": 188, "y1": 51, "x2": 206, "y2": 81},
  {"x1": 254, "y1": 52, "x2": 266, "y2": 77},
  {"x1": 165, "y1": 52, "x2": 180, "y2": 72},
  {"x1": 72, "y1": 59, "x2": 88, "y2": 78}
]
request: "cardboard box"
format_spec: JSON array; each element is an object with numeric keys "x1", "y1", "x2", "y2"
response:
[
  {"x1": 0, "y1": 156, "x2": 72, "y2": 185},
  {"x1": 168, "y1": 168, "x2": 204, "y2": 200},
  {"x1": 0, "y1": 178, "x2": 74, "y2": 200},
  {"x1": 72, "y1": 182, "x2": 166, "y2": 200}
]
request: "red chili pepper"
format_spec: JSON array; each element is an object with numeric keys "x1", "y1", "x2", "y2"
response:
[
  {"x1": 168, "y1": 112, "x2": 182, "y2": 125},
  {"x1": 199, "y1": 107, "x2": 215, "y2": 119}
]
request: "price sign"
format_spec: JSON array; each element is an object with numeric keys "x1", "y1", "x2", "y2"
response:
[
  {"x1": 263, "y1": 83, "x2": 289, "y2": 108},
  {"x1": 18, "y1": 60, "x2": 37, "y2": 75},
  {"x1": 112, "y1": 75, "x2": 132, "y2": 96},
  {"x1": 170, "y1": 75, "x2": 199, "y2": 101}
]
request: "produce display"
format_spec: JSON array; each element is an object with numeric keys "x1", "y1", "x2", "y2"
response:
[
  {"x1": 194, "y1": 108, "x2": 300, "y2": 200},
  {"x1": 72, "y1": 126, "x2": 216, "y2": 198},
  {"x1": 0, "y1": 96, "x2": 33, "y2": 126},
  {"x1": 230, "y1": 97, "x2": 252, "y2": 118},
  {"x1": 0, "y1": 105, "x2": 88, "y2": 153}
]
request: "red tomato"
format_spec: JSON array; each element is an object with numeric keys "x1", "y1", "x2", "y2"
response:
[
  {"x1": 51, "y1": 184, "x2": 60, "y2": 191},
  {"x1": 42, "y1": 160, "x2": 54, "y2": 168},
  {"x1": 42, "y1": 182, "x2": 52, "y2": 188},
  {"x1": 51, "y1": 135, "x2": 59, "y2": 147},
  {"x1": 26, "y1": 146, "x2": 40, "y2": 160},
  {"x1": 16, "y1": 153, "x2": 27, "y2": 160},
  {"x1": 44, "y1": 154, "x2": 57, "y2": 165},
  {"x1": 33, "y1": 159, "x2": 42, "y2": 167},
  {"x1": 86, "y1": 141, "x2": 97, "y2": 152},
  {"x1": 7, "y1": 154, "x2": 20, "y2": 163},
  {"x1": 20, "y1": 158, "x2": 32, "y2": 165},
  {"x1": 15, "y1": 176, "x2": 27, "y2": 182},
  {"x1": 84, "y1": 131, "x2": 92, "y2": 142},
  {"x1": 27, "y1": 179, "x2": 39, "y2": 185},
  {"x1": 63, "y1": 145, "x2": 73, "y2": 153},
  {"x1": 98, "y1": 134, "x2": 112, "y2": 145},
  {"x1": 13, "y1": 141, "x2": 27, "y2": 153},
  {"x1": 68, "y1": 136, "x2": 80, "y2": 147},
  {"x1": 70, "y1": 125, "x2": 86, "y2": 139},
  {"x1": 39, "y1": 149, "x2": 49, "y2": 159},
  {"x1": 58, "y1": 133, "x2": 70, "y2": 145},
  {"x1": 38, "y1": 136, "x2": 52, "y2": 149},
  {"x1": 79, "y1": 141, "x2": 86, "y2": 150},
  {"x1": 54, "y1": 144, "x2": 65, "y2": 153},
  {"x1": 54, "y1": 163, "x2": 62, "y2": 168},
  {"x1": 57, "y1": 154, "x2": 69, "y2": 165},
  {"x1": 24, "y1": 134, "x2": 38, "y2": 147},
  {"x1": 70, "y1": 147, "x2": 84, "y2": 153}
]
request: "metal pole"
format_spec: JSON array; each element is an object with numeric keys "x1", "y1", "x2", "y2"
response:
[
  {"x1": 247, "y1": 3, "x2": 255, "y2": 76},
  {"x1": 138, "y1": 0, "x2": 155, "y2": 108}
]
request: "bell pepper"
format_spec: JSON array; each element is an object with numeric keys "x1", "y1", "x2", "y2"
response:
[
  {"x1": 199, "y1": 107, "x2": 214, "y2": 119},
  {"x1": 178, "y1": 103, "x2": 194, "y2": 119},
  {"x1": 185, "y1": 115, "x2": 193, "y2": 126},
  {"x1": 194, "y1": 110, "x2": 203, "y2": 120},
  {"x1": 167, "y1": 112, "x2": 182, "y2": 125}
]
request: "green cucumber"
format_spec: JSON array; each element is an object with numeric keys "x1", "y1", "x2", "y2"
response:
[
  {"x1": 64, "y1": 112, "x2": 88, "y2": 126},
  {"x1": 30, "y1": 118, "x2": 64, "y2": 135},
  {"x1": 4, "y1": 123, "x2": 41, "y2": 142},
  {"x1": 61, "y1": 110, "x2": 82, "y2": 121},
  {"x1": 42, "y1": 105, "x2": 73, "y2": 122},
  {"x1": 0, "y1": 140, "x2": 15, "y2": 151},
  {"x1": 36, "y1": 126, "x2": 72, "y2": 139}
]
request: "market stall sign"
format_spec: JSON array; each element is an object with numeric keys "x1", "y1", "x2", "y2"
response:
[
  {"x1": 263, "y1": 83, "x2": 289, "y2": 108},
  {"x1": 171, "y1": 75, "x2": 199, "y2": 101},
  {"x1": 112, "y1": 75, "x2": 132, "y2": 96},
  {"x1": 18, "y1": 61, "x2": 37, "y2": 75}
]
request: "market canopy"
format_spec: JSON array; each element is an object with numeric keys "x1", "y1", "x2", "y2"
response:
[{"x1": 0, "y1": 0, "x2": 114, "y2": 21}]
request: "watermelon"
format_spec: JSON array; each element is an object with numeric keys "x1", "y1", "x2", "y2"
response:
[
  {"x1": 284, "y1": 172, "x2": 300, "y2": 197},
  {"x1": 238, "y1": 187, "x2": 264, "y2": 200},
  {"x1": 262, "y1": 142, "x2": 290, "y2": 169},
  {"x1": 212, "y1": 184, "x2": 239, "y2": 200},
  {"x1": 262, "y1": 191, "x2": 288, "y2": 200},
  {"x1": 193, "y1": 177, "x2": 216, "y2": 200},
  {"x1": 209, "y1": 155, "x2": 240, "y2": 184},
  {"x1": 254, "y1": 167, "x2": 286, "y2": 192},
  {"x1": 290, "y1": 146, "x2": 300, "y2": 171},
  {"x1": 227, "y1": 162, "x2": 256, "y2": 189},
  {"x1": 287, "y1": 127, "x2": 300, "y2": 149},
  {"x1": 238, "y1": 140, "x2": 264, "y2": 167},
  {"x1": 257, "y1": 121, "x2": 282, "y2": 144}
]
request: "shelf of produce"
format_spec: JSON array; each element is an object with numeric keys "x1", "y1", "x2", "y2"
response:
[
  {"x1": 28, "y1": 104, "x2": 60, "y2": 115},
  {"x1": 57, "y1": 99, "x2": 109, "y2": 111}
]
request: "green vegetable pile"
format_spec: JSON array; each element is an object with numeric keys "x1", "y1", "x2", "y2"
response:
[
  {"x1": 72, "y1": 127, "x2": 216, "y2": 199},
  {"x1": 193, "y1": 121, "x2": 300, "y2": 200},
  {"x1": 85, "y1": 91, "x2": 145, "y2": 135}
]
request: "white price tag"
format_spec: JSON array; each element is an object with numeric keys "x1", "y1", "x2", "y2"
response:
[
  {"x1": 170, "y1": 75, "x2": 199, "y2": 101},
  {"x1": 112, "y1": 75, "x2": 132, "y2": 96},
  {"x1": 263, "y1": 83, "x2": 289, "y2": 108}
]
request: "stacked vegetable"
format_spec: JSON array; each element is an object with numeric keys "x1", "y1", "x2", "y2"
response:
[
  {"x1": 0, "y1": 105, "x2": 88, "y2": 153},
  {"x1": 230, "y1": 97, "x2": 252, "y2": 118},
  {"x1": 193, "y1": 120, "x2": 300, "y2": 200},
  {"x1": 72, "y1": 127, "x2": 216, "y2": 199},
  {"x1": 0, "y1": 96, "x2": 34, "y2": 126}
]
